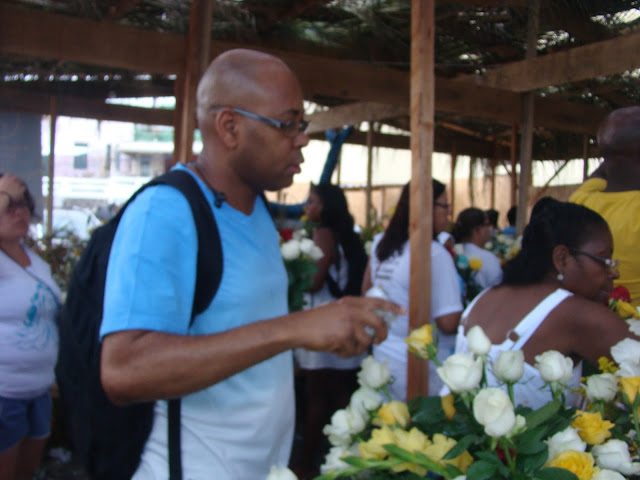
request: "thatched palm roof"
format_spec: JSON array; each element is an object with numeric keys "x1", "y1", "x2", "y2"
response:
[{"x1": 2, "y1": 0, "x2": 640, "y2": 160}]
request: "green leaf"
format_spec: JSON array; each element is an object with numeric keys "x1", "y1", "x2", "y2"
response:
[
  {"x1": 519, "y1": 449, "x2": 548, "y2": 473},
  {"x1": 533, "y1": 467, "x2": 579, "y2": 480},
  {"x1": 466, "y1": 460, "x2": 498, "y2": 480},
  {"x1": 443, "y1": 434, "x2": 477, "y2": 459},
  {"x1": 525, "y1": 401, "x2": 562, "y2": 429}
]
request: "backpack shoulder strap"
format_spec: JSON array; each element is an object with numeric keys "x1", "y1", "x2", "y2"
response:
[{"x1": 125, "y1": 169, "x2": 223, "y2": 323}]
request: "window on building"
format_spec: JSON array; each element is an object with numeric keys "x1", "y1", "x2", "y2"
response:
[{"x1": 73, "y1": 142, "x2": 88, "y2": 169}]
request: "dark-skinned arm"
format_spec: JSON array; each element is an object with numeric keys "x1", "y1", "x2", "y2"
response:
[{"x1": 101, "y1": 296, "x2": 404, "y2": 405}]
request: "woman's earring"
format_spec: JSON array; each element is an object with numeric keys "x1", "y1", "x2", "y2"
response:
[{"x1": 557, "y1": 272, "x2": 564, "y2": 282}]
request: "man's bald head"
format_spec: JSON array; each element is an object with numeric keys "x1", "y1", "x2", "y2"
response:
[
  {"x1": 597, "y1": 106, "x2": 640, "y2": 160},
  {"x1": 196, "y1": 49, "x2": 295, "y2": 129}
]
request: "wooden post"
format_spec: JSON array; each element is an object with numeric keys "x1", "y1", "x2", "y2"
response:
[
  {"x1": 490, "y1": 157, "x2": 497, "y2": 209},
  {"x1": 450, "y1": 145, "x2": 457, "y2": 215},
  {"x1": 408, "y1": 0, "x2": 434, "y2": 400},
  {"x1": 516, "y1": 0, "x2": 539, "y2": 235},
  {"x1": 172, "y1": 0, "x2": 213, "y2": 167},
  {"x1": 366, "y1": 122, "x2": 374, "y2": 229},
  {"x1": 510, "y1": 123, "x2": 518, "y2": 207},
  {"x1": 46, "y1": 96, "x2": 57, "y2": 237},
  {"x1": 582, "y1": 135, "x2": 590, "y2": 181}
]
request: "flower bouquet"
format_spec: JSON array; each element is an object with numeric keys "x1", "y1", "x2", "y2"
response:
[
  {"x1": 609, "y1": 286, "x2": 640, "y2": 336},
  {"x1": 280, "y1": 229, "x2": 324, "y2": 312},
  {"x1": 485, "y1": 234, "x2": 521, "y2": 266},
  {"x1": 452, "y1": 245, "x2": 483, "y2": 306},
  {"x1": 311, "y1": 322, "x2": 640, "y2": 480}
]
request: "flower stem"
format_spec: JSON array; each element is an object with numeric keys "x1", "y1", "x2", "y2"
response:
[{"x1": 507, "y1": 382, "x2": 515, "y2": 405}]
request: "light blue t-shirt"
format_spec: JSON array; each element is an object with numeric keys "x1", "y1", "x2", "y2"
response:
[{"x1": 101, "y1": 164, "x2": 293, "y2": 480}]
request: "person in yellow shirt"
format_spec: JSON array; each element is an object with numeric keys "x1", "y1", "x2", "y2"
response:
[{"x1": 569, "y1": 106, "x2": 640, "y2": 307}]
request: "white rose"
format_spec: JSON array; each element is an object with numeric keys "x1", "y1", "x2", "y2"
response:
[
  {"x1": 357, "y1": 355, "x2": 391, "y2": 389},
  {"x1": 473, "y1": 387, "x2": 516, "y2": 438},
  {"x1": 266, "y1": 465, "x2": 298, "y2": 480},
  {"x1": 584, "y1": 373, "x2": 618, "y2": 402},
  {"x1": 592, "y1": 439, "x2": 640, "y2": 475},
  {"x1": 436, "y1": 353, "x2": 483, "y2": 393},
  {"x1": 611, "y1": 338, "x2": 640, "y2": 377},
  {"x1": 493, "y1": 350, "x2": 524, "y2": 383},
  {"x1": 320, "y1": 445, "x2": 354, "y2": 474},
  {"x1": 299, "y1": 237, "x2": 315, "y2": 255},
  {"x1": 453, "y1": 243, "x2": 465, "y2": 256},
  {"x1": 349, "y1": 386, "x2": 382, "y2": 414},
  {"x1": 364, "y1": 240, "x2": 373, "y2": 256},
  {"x1": 627, "y1": 318, "x2": 640, "y2": 336},
  {"x1": 466, "y1": 326, "x2": 492, "y2": 356},
  {"x1": 309, "y1": 245, "x2": 324, "y2": 261},
  {"x1": 593, "y1": 470, "x2": 626, "y2": 480},
  {"x1": 592, "y1": 469, "x2": 626, "y2": 480},
  {"x1": 280, "y1": 239, "x2": 301, "y2": 261},
  {"x1": 534, "y1": 350, "x2": 574, "y2": 384},
  {"x1": 292, "y1": 229, "x2": 306, "y2": 241},
  {"x1": 508, "y1": 414, "x2": 527, "y2": 438},
  {"x1": 322, "y1": 406, "x2": 367, "y2": 447},
  {"x1": 544, "y1": 426, "x2": 586, "y2": 460}
]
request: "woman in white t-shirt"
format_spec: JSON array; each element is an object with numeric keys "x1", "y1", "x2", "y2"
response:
[
  {"x1": 0, "y1": 173, "x2": 61, "y2": 480},
  {"x1": 362, "y1": 181, "x2": 463, "y2": 400},
  {"x1": 452, "y1": 207, "x2": 503, "y2": 300},
  {"x1": 293, "y1": 183, "x2": 368, "y2": 477}
]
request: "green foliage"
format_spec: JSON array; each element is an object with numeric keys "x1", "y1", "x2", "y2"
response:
[
  {"x1": 285, "y1": 256, "x2": 318, "y2": 312},
  {"x1": 24, "y1": 229, "x2": 88, "y2": 293}
]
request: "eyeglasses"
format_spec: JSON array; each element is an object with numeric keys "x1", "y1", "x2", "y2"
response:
[
  {"x1": 570, "y1": 249, "x2": 619, "y2": 273},
  {"x1": 434, "y1": 201, "x2": 450, "y2": 209},
  {"x1": 210, "y1": 107, "x2": 309, "y2": 138},
  {"x1": 5, "y1": 198, "x2": 31, "y2": 215}
]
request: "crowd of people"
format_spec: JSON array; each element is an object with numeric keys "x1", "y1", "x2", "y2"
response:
[{"x1": 1, "y1": 48, "x2": 639, "y2": 480}]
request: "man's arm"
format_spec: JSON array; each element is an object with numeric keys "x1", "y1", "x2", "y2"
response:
[{"x1": 101, "y1": 296, "x2": 403, "y2": 405}]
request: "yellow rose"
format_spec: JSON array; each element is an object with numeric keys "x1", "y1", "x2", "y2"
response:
[
  {"x1": 405, "y1": 324, "x2": 434, "y2": 359},
  {"x1": 390, "y1": 428, "x2": 431, "y2": 476},
  {"x1": 373, "y1": 401, "x2": 410, "y2": 427},
  {"x1": 469, "y1": 257, "x2": 483, "y2": 271},
  {"x1": 619, "y1": 376, "x2": 640, "y2": 404},
  {"x1": 571, "y1": 411, "x2": 614, "y2": 445},
  {"x1": 547, "y1": 450, "x2": 596, "y2": 480},
  {"x1": 359, "y1": 425, "x2": 396, "y2": 460},
  {"x1": 597, "y1": 357, "x2": 619, "y2": 374},
  {"x1": 423, "y1": 434, "x2": 473, "y2": 473},
  {"x1": 616, "y1": 300, "x2": 640, "y2": 319},
  {"x1": 441, "y1": 394, "x2": 456, "y2": 421}
]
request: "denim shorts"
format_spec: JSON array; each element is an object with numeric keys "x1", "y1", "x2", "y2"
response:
[{"x1": 0, "y1": 392, "x2": 52, "y2": 453}]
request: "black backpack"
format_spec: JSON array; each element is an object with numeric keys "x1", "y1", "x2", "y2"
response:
[{"x1": 55, "y1": 169, "x2": 223, "y2": 480}]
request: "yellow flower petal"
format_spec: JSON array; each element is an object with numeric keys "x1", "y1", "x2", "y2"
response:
[{"x1": 571, "y1": 411, "x2": 614, "y2": 445}]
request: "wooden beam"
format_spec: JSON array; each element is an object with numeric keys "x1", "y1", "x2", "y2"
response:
[
  {"x1": 307, "y1": 102, "x2": 410, "y2": 135},
  {"x1": 463, "y1": 30, "x2": 640, "y2": 92},
  {"x1": 0, "y1": 3, "x2": 185, "y2": 75},
  {"x1": 408, "y1": 0, "x2": 434, "y2": 400},
  {"x1": 0, "y1": 87, "x2": 174, "y2": 125},
  {"x1": 0, "y1": 3, "x2": 609, "y2": 135}
]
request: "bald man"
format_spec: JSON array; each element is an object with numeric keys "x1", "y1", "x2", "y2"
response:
[
  {"x1": 570, "y1": 106, "x2": 640, "y2": 306},
  {"x1": 99, "y1": 49, "x2": 401, "y2": 479}
]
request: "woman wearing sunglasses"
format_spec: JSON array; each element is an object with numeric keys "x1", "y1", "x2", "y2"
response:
[
  {"x1": 454, "y1": 197, "x2": 638, "y2": 409},
  {"x1": 0, "y1": 173, "x2": 61, "y2": 480}
]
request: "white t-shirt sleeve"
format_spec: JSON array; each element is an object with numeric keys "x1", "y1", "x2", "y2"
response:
[{"x1": 431, "y1": 242, "x2": 463, "y2": 319}]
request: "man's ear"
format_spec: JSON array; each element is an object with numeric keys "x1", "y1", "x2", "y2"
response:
[
  {"x1": 551, "y1": 244, "x2": 571, "y2": 275},
  {"x1": 215, "y1": 109, "x2": 240, "y2": 149}
]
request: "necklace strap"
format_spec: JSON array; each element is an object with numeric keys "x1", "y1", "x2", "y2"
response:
[{"x1": 190, "y1": 163, "x2": 226, "y2": 208}]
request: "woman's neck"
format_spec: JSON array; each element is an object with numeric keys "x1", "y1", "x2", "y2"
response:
[{"x1": 0, "y1": 239, "x2": 30, "y2": 267}]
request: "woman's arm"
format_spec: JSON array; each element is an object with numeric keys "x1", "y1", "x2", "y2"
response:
[
  {"x1": 308, "y1": 227, "x2": 336, "y2": 293},
  {"x1": 361, "y1": 260, "x2": 373, "y2": 294}
]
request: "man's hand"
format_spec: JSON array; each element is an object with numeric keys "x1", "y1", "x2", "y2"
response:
[{"x1": 292, "y1": 296, "x2": 405, "y2": 358}]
